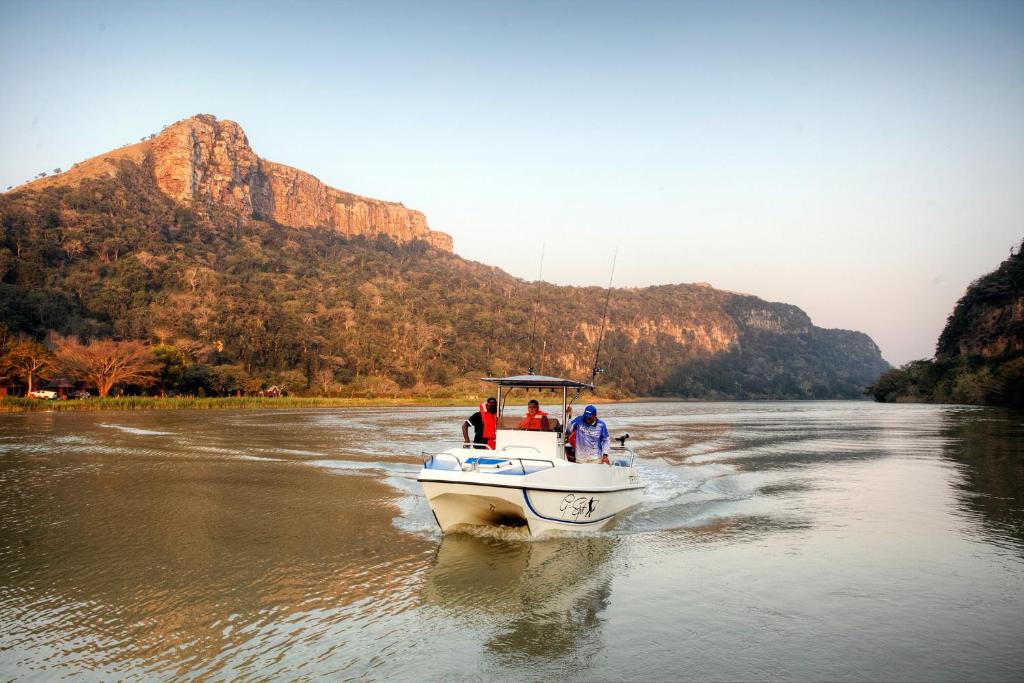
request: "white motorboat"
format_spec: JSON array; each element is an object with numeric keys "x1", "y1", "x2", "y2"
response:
[{"x1": 418, "y1": 375, "x2": 646, "y2": 537}]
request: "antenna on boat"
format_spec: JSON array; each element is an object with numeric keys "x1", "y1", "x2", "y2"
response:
[{"x1": 590, "y1": 248, "x2": 618, "y2": 385}]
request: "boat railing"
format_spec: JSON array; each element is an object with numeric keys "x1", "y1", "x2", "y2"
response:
[
  {"x1": 501, "y1": 444, "x2": 541, "y2": 453},
  {"x1": 507, "y1": 457, "x2": 557, "y2": 474},
  {"x1": 422, "y1": 441, "x2": 638, "y2": 469},
  {"x1": 610, "y1": 445, "x2": 638, "y2": 467},
  {"x1": 420, "y1": 449, "x2": 557, "y2": 474}
]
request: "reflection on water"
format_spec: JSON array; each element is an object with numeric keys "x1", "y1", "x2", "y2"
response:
[
  {"x1": 425, "y1": 534, "x2": 617, "y2": 664},
  {"x1": 942, "y1": 410, "x2": 1024, "y2": 552},
  {"x1": 1, "y1": 403, "x2": 1023, "y2": 680}
]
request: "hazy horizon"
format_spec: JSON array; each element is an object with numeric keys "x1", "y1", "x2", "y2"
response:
[{"x1": 2, "y1": 1, "x2": 1021, "y2": 365}]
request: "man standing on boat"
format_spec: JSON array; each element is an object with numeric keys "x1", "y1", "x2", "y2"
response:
[
  {"x1": 462, "y1": 397, "x2": 498, "y2": 449},
  {"x1": 567, "y1": 404, "x2": 610, "y2": 464}
]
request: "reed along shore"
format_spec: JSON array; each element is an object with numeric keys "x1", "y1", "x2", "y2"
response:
[{"x1": 0, "y1": 396, "x2": 480, "y2": 413}]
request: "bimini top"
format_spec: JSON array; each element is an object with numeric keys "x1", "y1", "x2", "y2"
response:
[{"x1": 481, "y1": 374, "x2": 594, "y2": 390}]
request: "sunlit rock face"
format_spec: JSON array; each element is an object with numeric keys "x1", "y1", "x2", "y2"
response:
[
  {"x1": 152, "y1": 115, "x2": 453, "y2": 251},
  {"x1": 25, "y1": 114, "x2": 454, "y2": 252}
]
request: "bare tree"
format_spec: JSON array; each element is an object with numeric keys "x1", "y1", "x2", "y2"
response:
[
  {"x1": 56, "y1": 338, "x2": 160, "y2": 397},
  {"x1": 313, "y1": 366, "x2": 334, "y2": 394},
  {"x1": 1, "y1": 340, "x2": 57, "y2": 394},
  {"x1": 62, "y1": 238, "x2": 85, "y2": 259}
]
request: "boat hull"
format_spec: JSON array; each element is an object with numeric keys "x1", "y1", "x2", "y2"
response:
[{"x1": 419, "y1": 475, "x2": 646, "y2": 536}]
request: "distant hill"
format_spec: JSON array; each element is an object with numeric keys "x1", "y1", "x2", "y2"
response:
[
  {"x1": 0, "y1": 116, "x2": 889, "y2": 399},
  {"x1": 869, "y1": 242, "x2": 1024, "y2": 406}
]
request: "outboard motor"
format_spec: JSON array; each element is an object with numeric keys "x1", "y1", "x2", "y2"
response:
[{"x1": 612, "y1": 433, "x2": 632, "y2": 467}]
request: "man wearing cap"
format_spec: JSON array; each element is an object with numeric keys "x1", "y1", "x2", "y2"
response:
[
  {"x1": 566, "y1": 404, "x2": 610, "y2": 464},
  {"x1": 462, "y1": 397, "x2": 498, "y2": 449}
]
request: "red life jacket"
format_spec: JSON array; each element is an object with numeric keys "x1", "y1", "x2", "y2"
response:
[
  {"x1": 519, "y1": 409, "x2": 548, "y2": 430},
  {"x1": 479, "y1": 402, "x2": 497, "y2": 449}
]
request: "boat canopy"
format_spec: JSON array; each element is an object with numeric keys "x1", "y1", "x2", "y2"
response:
[{"x1": 481, "y1": 375, "x2": 594, "y2": 390}]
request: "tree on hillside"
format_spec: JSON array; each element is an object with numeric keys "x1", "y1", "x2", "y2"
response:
[
  {"x1": 152, "y1": 344, "x2": 186, "y2": 396},
  {"x1": 55, "y1": 337, "x2": 160, "y2": 397},
  {"x1": 1, "y1": 340, "x2": 58, "y2": 393}
]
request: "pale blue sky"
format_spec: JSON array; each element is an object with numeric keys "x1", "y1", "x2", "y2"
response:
[{"x1": 2, "y1": 1, "x2": 1022, "y2": 364}]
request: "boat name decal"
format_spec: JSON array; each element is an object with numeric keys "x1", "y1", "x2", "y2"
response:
[{"x1": 560, "y1": 494, "x2": 598, "y2": 521}]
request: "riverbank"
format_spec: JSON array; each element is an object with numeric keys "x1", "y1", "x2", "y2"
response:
[
  {"x1": 0, "y1": 396, "x2": 481, "y2": 413},
  {"x1": 0, "y1": 394, "x2": 632, "y2": 413}
]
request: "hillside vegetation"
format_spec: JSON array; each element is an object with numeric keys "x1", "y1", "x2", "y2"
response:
[
  {"x1": 1, "y1": 159, "x2": 888, "y2": 399},
  {"x1": 869, "y1": 242, "x2": 1024, "y2": 407}
]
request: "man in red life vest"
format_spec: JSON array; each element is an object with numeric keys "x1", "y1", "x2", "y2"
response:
[
  {"x1": 517, "y1": 399, "x2": 550, "y2": 430},
  {"x1": 462, "y1": 397, "x2": 498, "y2": 449}
]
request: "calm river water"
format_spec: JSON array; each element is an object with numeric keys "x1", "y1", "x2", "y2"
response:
[{"x1": 1, "y1": 402, "x2": 1022, "y2": 681}]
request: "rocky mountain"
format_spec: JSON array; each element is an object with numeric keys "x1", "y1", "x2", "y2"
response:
[
  {"x1": 1, "y1": 116, "x2": 889, "y2": 399},
  {"x1": 17, "y1": 115, "x2": 452, "y2": 251},
  {"x1": 869, "y1": 242, "x2": 1024, "y2": 406}
]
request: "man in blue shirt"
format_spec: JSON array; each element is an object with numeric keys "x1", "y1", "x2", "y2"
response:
[{"x1": 567, "y1": 404, "x2": 610, "y2": 464}]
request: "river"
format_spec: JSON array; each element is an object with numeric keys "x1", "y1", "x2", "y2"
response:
[{"x1": 1, "y1": 402, "x2": 1022, "y2": 681}]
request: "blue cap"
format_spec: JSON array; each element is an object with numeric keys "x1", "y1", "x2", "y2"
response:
[{"x1": 583, "y1": 405, "x2": 597, "y2": 417}]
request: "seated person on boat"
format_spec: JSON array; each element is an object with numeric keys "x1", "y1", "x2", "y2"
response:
[{"x1": 517, "y1": 400, "x2": 550, "y2": 431}]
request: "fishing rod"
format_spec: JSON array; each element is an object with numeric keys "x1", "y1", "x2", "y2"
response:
[
  {"x1": 590, "y1": 248, "x2": 618, "y2": 385},
  {"x1": 528, "y1": 244, "x2": 545, "y2": 354},
  {"x1": 527, "y1": 245, "x2": 545, "y2": 374}
]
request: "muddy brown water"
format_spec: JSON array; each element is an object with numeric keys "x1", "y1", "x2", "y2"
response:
[{"x1": 1, "y1": 402, "x2": 1022, "y2": 680}]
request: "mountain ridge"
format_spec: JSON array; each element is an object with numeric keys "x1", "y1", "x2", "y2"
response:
[{"x1": 0, "y1": 117, "x2": 890, "y2": 398}]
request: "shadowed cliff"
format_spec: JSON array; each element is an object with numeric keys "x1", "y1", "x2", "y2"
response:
[{"x1": 869, "y1": 241, "x2": 1024, "y2": 406}]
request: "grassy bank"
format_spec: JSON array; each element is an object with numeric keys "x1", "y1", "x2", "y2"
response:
[
  {"x1": 0, "y1": 394, "x2": 631, "y2": 413},
  {"x1": 0, "y1": 396, "x2": 482, "y2": 413}
]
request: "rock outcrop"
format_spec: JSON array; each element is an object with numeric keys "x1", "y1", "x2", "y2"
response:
[
  {"x1": 869, "y1": 241, "x2": 1023, "y2": 406},
  {"x1": 937, "y1": 245, "x2": 1024, "y2": 359},
  {"x1": 16, "y1": 114, "x2": 454, "y2": 251}
]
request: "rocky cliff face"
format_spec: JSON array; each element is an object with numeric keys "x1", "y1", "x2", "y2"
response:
[
  {"x1": 19, "y1": 114, "x2": 454, "y2": 251},
  {"x1": 937, "y1": 246, "x2": 1024, "y2": 359},
  {"x1": 945, "y1": 299, "x2": 1024, "y2": 357},
  {"x1": 869, "y1": 243, "x2": 1023, "y2": 406},
  {"x1": 154, "y1": 115, "x2": 453, "y2": 251},
  {"x1": 722, "y1": 295, "x2": 813, "y2": 335}
]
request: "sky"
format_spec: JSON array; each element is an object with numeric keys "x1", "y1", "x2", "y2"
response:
[{"x1": 1, "y1": 0, "x2": 1021, "y2": 365}]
